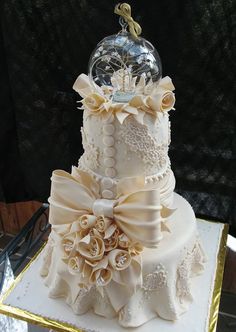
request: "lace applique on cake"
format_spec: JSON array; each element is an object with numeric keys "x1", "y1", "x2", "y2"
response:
[
  {"x1": 192, "y1": 239, "x2": 207, "y2": 269},
  {"x1": 143, "y1": 263, "x2": 168, "y2": 291},
  {"x1": 79, "y1": 127, "x2": 99, "y2": 170},
  {"x1": 176, "y1": 240, "x2": 206, "y2": 303},
  {"x1": 120, "y1": 119, "x2": 168, "y2": 171},
  {"x1": 139, "y1": 263, "x2": 168, "y2": 302},
  {"x1": 176, "y1": 259, "x2": 192, "y2": 302}
]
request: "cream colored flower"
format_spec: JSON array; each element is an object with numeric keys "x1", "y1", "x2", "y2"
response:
[
  {"x1": 101, "y1": 85, "x2": 113, "y2": 98},
  {"x1": 129, "y1": 95, "x2": 144, "y2": 109},
  {"x1": 61, "y1": 233, "x2": 77, "y2": 258},
  {"x1": 68, "y1": 256, "x2": 93, "y2": 287},
  {"x1": 118, "y1": 233, "x2": 143, "y2": 256},
  {"x1": 158, "y1": 76, "x2": 175, "y2": 91},
  {"x1": 108, "y1": 249, "x2": 132, "y2": 271},
  {"x1": 128, "y1": 242, "x2": 144, "y2": 256},
  {"x1": 79, "y1": 214, "x2": 97, "y2": 229},
  {"x1": 90, "y1": 268, "x2": 112, "y2": 287},
  {"x1": 146, "y1": 89, "x2": 175, "y2": 113},
  {"x1": 161, "y1": 91, "x2": 175, "y2": 112},
  {"x1": 78, "y1": 228, "x2": 90, "y2": 239},
  {"x1": 128, "y1": 94, "x2": 155, "y2": 117},
  {"x1": 82, "y1": 93, "x2": 106, "y2": 112},
  {"x1": 104, "y1": 228, "x2": 119, "y2": 252},
  {"x1": 68, "y1": 255, "x2": 84, "y2": 275},
  {"x1": 118, "y1": 233, "x2": 131, "y2": 249},
  {"x1": 89, "y1": 257, "x2": 112, "y2": 287},
  {"x1": 95, "y1": 216, "x2": 113, "y2": 233},
  {"x1": 77, "y1": 234, "x2": 105, "y2": 262}
]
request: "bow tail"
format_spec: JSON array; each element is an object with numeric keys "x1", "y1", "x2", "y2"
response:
[
  {"x1": 115, "y1": 217, "x2": 162, "y2": 248},
  {"x1": 105, "y1": 256, "x2": 142, "y2": 311},
  {"x1": 114, "y1": 190, "x2": 164, "y2": 247}
]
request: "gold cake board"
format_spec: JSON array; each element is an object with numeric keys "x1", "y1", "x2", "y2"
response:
[{"x1": 0, "y1": 219, "x2": 228, "y2": 332}]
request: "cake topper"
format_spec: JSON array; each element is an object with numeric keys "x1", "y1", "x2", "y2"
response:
[{"x1": 88, "y1": 3, "x2": 162, "y2": 102}]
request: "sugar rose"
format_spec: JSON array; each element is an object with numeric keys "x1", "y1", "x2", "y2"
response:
[
  {"x1": 62, "y1": 233, "x2": 76, "y2": 258},
  {"x1": 146, "y1": 90, "x2": 175, "y2": 113},
  {"x1": 118, "y1": 233, "x2": 131, "y2": 249},
  {"x1": 79, "y1": 214, "x2": 97, "y2": 229},
  {"x1": 161, "y1": 91, "x2": 175, "y2": 112},
  {"x1": 128, "y1": 242, "x2": 144, "y2": 256},
  {"x1": 104, "y1": 228, "x2": 119, "y2": 252},
  {"x1": 89, "y1": 267, "x2": 112, "y2": 287},
  {"x1": 77, "y1": 234, "x2": 105, "y2": 262},
  {"x1": 95, "y1": 216, "x2": 112, "y2": 233},
  {"x1": 82, "y1": 93, "x2": 106, "y2": 112},
  {"x1": 108, "y1": 249, "x2": 132, "y2": 271},
  {"x1": 68, "y1": 255, "x2": 85, "y2": 275}
]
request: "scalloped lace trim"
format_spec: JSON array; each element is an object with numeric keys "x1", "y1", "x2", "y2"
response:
[{"x1": 79, "y1": 127, "x2": 100, "y2": 170}]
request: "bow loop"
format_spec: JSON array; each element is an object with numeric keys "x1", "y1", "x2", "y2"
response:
[{"x1": 49, "y1": 168, "x2": 175, "y2": 248}]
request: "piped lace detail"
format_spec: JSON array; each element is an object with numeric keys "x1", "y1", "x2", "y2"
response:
[
  {"x1": 79, "y1": 127, "x2": 99, "y2": 170},
  {"x1": 176, "y1": 240, "x2": 206, "y2": 303},
  {"x1": 120, "y1": 119, "x2": 168, "y2": 172},
  {"x1": 143, "y1": 263, "x2": 168, "y2": 291}
]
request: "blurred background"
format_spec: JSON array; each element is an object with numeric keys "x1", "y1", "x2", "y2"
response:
[{"x1": 0, "y1": 0, "x2": 235, "y2": 331}]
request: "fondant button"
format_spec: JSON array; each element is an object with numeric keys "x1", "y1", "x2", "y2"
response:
[
  {"x1": 104, "y1": 157, "x2": 115, "y2": 167},
  {"x1": 103, "y1": 124, "x2": 115, "y2": 135},
  {"x1": 101, "y1": 177, "x2": 113, "y2": 189},
  {"x1": 102, "y1": 189, "x2": 114, "y2": 199},
  {"x1": 103, "y1": 136, "x2": 114, "y2": 146},
  {"x1": 105, "y1": 167, "x2": 116, "y2": 177},
  {"x1": 104, "y1": 147, "x2": 115, "y2": 157},
  {"x1": 104, "y1": 113, "x2": 114, "y2": 123}
]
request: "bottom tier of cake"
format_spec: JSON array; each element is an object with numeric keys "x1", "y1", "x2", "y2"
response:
[{"x1": 40, "y1": 193, "x2": 206, "y2": 328}]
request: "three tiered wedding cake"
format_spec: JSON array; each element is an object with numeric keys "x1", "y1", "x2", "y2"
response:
[{"x1": 40, "y1": 3, "x2": 206, "y2": 328}]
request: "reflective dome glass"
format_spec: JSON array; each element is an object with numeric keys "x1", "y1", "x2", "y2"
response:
[{"x1": 88, "y1": 29, "x2": 162, "y2": 102}]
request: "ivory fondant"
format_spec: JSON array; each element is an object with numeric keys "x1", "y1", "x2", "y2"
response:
[{"x1": 40, "y1": 73, "x2": 206, "y2": 329}]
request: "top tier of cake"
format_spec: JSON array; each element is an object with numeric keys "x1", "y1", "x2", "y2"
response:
[
  {"x1": 79, "y1": 108, "x2": 170, "y2": 180},
  {"x1": 74, "y1": 73, "x2": 175, "y2": 186}
]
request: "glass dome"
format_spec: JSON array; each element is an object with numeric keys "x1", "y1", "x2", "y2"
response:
[{"x1": 88, "y1": 21, "x2": 162, "y2": 102}]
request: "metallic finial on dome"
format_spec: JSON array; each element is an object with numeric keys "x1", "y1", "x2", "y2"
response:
[
  {"x1": 114, "y1": 3, "x2": 142, "y2": 39},
  {"x1": 119, "y1": 16, "x2": 128, "y2": 33}
]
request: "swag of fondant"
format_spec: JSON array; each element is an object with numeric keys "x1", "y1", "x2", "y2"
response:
[
  {"x1": 73, "y1": 74, "x2": 175, "y2": 124},
  {"x1": 47, "y1": 166, "x2": 175, "y2": 307}
]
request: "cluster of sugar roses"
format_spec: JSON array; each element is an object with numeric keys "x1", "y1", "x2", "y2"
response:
[
  {"x1": 62, "y1": 214, "x2": 143, "y2": 290},
  {"x1": 80, "y1": 73, "x2": 175, "y2": 121}
]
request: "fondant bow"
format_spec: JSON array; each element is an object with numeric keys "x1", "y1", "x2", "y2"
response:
[{"x1": 48, "y1": 167, "x2": 175, "y2": 248}]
